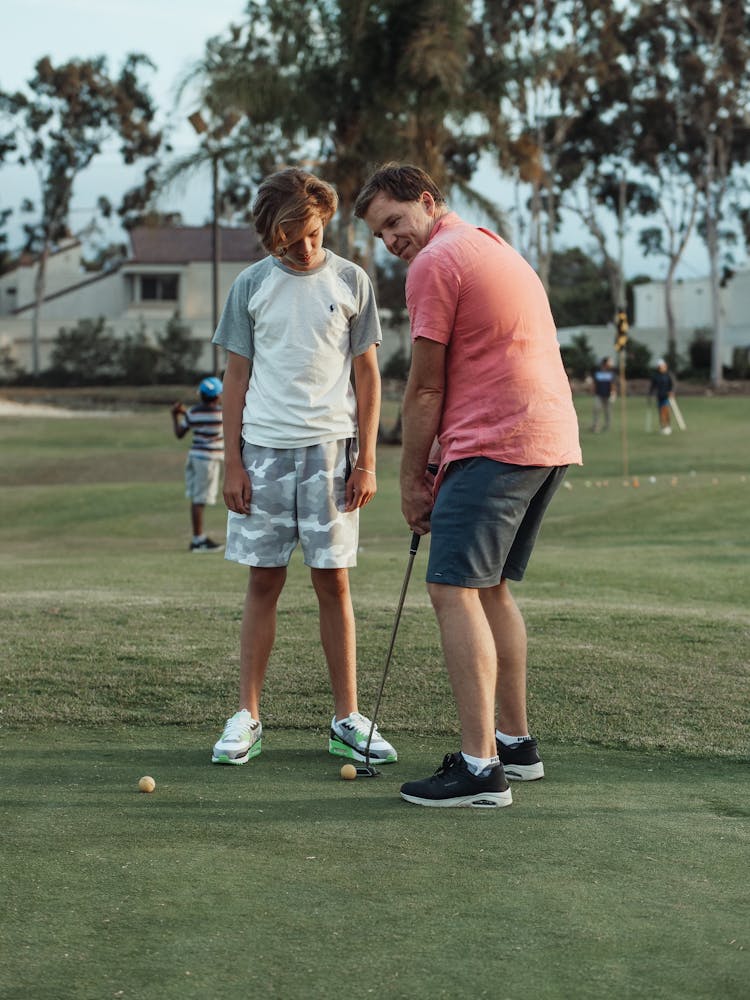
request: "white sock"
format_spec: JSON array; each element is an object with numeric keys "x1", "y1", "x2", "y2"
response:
[
  {"x1": 496, "y1": 729, "x2": 531, "y2": 747},
  {"x1": 192, "y1": 534, "x2": 206, "y2": 544},
  {"x1": 461, "y1": 751, "x2": 500, "y2": 776}
]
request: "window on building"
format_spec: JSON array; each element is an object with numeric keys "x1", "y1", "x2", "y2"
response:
[{"x1": 141, "y1": 274, "x2": 178, "y2": 301}]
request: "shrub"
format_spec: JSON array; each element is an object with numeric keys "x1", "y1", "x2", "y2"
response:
[
  {"x1": 623, "y1": 337, "x2": 653, "y2": 379},
  {"x1": 118, "y1": 322, "x2": 160, "y2": 385},
  {"x1": 156, "y1": 314, "x2": 202, "y2": 384},
  {"x1": 560, "y1": 333, "x2": 597, "y2": 379},
  {"x1": 688, "y1": 329, "x2": 712, "y2": 377},
  {"x1": 381, "y1": 347, "x2": 410, "y2": 381},
  {"x1": 48, "y1": 317, "x2": 120, "y2": 385}
]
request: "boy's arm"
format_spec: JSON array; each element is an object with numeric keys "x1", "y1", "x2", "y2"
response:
[
  {"x1": 221, "y1": 351, "x2": 252, "y2": 514},
  {"x1": 170, "y1": 401, "x2": 188, "y2": 438},
  {"x1": 347, "y1": 344, "x2": 381, "y2": 511}
]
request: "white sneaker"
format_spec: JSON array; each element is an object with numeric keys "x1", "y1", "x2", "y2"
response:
[
  {"x1": 211, "y1": 710, "x2": 262, "y2": 765},
  {"x1": 329, "y1": 711, "x2": 397, "y2": 764}
]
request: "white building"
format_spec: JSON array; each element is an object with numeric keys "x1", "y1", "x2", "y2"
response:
[
  {"x1": 556, "y1": 266, "x2": 750, "y2": 371},
  {"x1": 0, "y1": 226, "x2": 265, "y2": 374},
  {"x1": 631, "y1": 265, "x2": 750, "y2": 367}
]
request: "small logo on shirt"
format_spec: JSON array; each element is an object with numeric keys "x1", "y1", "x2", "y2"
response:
[{"x1": 329, "y1": 304, "x2": 335, "y2": 312}]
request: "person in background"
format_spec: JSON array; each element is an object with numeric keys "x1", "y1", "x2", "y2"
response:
[
  {"x1": 171, "y1": 375, "x2": 225, "y2": 552},
  {"x1": 649, "y1": 358, "x2": 675, "y2": 435},
  {"x1": 590, "y1": 356, "x2": 618, "y2": 432}
]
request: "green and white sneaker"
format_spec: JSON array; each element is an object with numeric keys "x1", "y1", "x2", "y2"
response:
[
  {"x1": 211, "y1": 710, "x2": 262, "y2": 765},
  {"x1": 329, "y1": 711, "x2": 397, "y2": 764}
]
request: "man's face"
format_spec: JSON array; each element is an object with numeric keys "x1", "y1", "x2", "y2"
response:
[
  {"x1": 363, "y1": 191, "x2": 437, "y2": 263},
  {"x1": 277, "y1": 213, "x2": 326, "y2": 271}
]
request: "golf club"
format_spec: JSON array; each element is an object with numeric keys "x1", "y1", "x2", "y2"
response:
[
  {"x1": 669, "y1": 397, "x2": 687, "y2": 431},
  {"x1": 356, "y1": 529, "x2": 423, "y2": 777}
]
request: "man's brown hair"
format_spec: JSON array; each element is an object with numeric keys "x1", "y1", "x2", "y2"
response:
[{"x1": 353, "y1": 162, "x2": 446, "y2": 219}]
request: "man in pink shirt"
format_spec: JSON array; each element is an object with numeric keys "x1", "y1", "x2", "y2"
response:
[{"x1": 355, "y1": 163, "x2": 582, "y2": 808}]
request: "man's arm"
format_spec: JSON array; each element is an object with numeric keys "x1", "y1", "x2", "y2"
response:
[
  {"x1": 400, "y1": 337, "x2": 446, "y2": 534},
  {"x1": 347, "y1": 344, "x2": 381, "y2": 511},
  {"x1": 221, "y1": 351, "x2": 252, "y2": 514}
]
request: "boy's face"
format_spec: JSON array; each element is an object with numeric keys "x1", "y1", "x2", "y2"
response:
[
  {"x1": 278, "y1": 213, "x2": 326, "y2": 271},
  {"x1": 362, "y1": 191, "x2": 437, "y2": 263}
]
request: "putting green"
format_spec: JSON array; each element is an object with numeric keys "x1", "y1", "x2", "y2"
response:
[{"x1": 2, "y1": 727, "x2": 747, "y2": 999}]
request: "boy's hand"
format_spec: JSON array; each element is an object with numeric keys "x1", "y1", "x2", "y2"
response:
[
  {"x1": 223, "y1": 464, "x2": 252, "y2": 515},
  {"x1": 171, "y1": 401, "x2": 186, "y2": 416},
  {"x1": 345, "y1": 467, "x2": 376, "y2": 511}
]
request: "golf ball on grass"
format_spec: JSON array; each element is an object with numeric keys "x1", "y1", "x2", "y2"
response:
[
  {"x1": 138, "y1": 775, "x2": 156, "y2": 793},
  {"x1": 340, "y1": 764, "x2": 357, "y2": 781}
]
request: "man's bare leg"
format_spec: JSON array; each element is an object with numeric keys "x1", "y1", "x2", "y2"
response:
[
  {"x1": 479, "y1": 579, "x2": 529, "y2": 737},
  {"x1": 427, "y1": 582, "x2": 498, "y2": 758}
]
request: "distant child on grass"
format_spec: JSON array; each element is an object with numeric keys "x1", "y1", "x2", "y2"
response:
[
  {"x1": 209, "y1": 166, "x2": 397, "y2": 769},
  {"x1": 170, "y1": 376, "x2": 225, "y2": 552},
  {"x1": 649, "y1": 358, "x2": 675, "y2": 435}
]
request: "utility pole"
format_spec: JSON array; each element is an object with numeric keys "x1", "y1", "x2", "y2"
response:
[{"x1": 188, "y1": 109, "x2": 240, "y2": 375}]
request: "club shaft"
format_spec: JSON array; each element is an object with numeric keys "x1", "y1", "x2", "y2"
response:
[{"x1": 365, "y1": 531, "x2": 421, "y2": 764}]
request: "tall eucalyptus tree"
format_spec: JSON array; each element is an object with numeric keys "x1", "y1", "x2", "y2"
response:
[
  {"x1": 0, "y1": 55, "x2": 162, "y2": 377},
  {"x1": 480, "y1": 0, "x2": 630, "y2": 292},
  {"x1": 182, "y1": 0, "x2": 501, "y2": 263}
]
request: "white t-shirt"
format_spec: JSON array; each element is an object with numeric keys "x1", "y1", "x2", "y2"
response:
[{"x1": 212, "y1": 251, "x2": 381, "y2": 448}]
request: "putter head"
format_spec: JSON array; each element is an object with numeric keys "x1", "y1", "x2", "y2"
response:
[{"x1": 355, "y1": 764, "x2": 381, "y2": 777}]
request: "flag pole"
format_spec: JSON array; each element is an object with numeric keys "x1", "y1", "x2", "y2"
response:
[{"x1": 615, "y1": 308, "x2": 629, "y2": 479}]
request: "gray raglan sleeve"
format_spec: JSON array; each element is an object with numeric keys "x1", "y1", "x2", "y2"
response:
[
  {"x1": 348, "y1": 265, "x2": 383, "y2": 357},
  {"x1": 211, "y1": 267, "x2": 256, "y2": 360}
]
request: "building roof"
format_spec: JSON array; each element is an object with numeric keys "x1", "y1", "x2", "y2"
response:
[{"x1": 128, "y1": 225, "x2": 264, "y2": 265}]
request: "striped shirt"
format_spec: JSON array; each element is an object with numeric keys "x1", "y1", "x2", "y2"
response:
[{"x1": 180, "y1": 403, "x2": 224, "y2": 460}]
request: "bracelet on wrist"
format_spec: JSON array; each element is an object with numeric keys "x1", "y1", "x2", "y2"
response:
[{"x1": 355, "y1": 466, "x2": 376, "y2": 475}]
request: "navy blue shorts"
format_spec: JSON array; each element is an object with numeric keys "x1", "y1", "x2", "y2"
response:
[{"x1": 426, "y1": 459, "x2": 568, "y2": 587}]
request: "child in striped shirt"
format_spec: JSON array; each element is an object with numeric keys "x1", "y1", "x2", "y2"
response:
[{"x1": 171, "y1": 375, "x2": 225, "y2": 552}]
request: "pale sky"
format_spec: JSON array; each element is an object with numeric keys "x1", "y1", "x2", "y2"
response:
[
  {"x1": 1, "y1": 0, "x2": 718, "y2": 280},
  {"x1": 2, "y1": 0, "x2": 247, "y2": 112},
  {"x1": 1, "y1": 0, "x2": 248, "y2": 245}
]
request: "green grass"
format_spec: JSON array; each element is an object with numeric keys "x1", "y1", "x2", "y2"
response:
[{"x1": 1, "y1": 395, "x2": 749, "y2": 999}]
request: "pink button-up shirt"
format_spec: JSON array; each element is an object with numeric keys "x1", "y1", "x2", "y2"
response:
[{"x1": 406, "y1": 213, "x2": 582, "y2": 469}]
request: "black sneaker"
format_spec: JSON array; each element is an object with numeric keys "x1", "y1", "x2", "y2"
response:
[
  {"x1": 400, "y1": 752, "x2": 512, "y2": 809},
  {"x1": 496, "y1": 736, "x2": 544, "y2": 781},
  {"x1": 190, "y1": 538, "x2": 224, "y2": 553}
]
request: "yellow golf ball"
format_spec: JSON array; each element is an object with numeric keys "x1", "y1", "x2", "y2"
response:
[
  {"x1": 340, "y1": 763, "x2": 357, "y2": 781},
  {"x1": 139, "y1": 775, "x2": 156, "y2": 793}
]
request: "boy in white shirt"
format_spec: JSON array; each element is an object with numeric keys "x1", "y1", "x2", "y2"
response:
[{"x1": 210, "y1": 168, "x2": 397, "y2": 768}]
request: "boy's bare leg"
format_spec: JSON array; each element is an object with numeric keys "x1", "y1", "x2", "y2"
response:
[
  {"x1": 310, "y1": 567, "x2": 358, "y2": 720},
  {"x1": 191, "y1": 502, "x2": 205, "y2": 536},
  {"x1": 239, "y1": 566, "x2": 287, "y2": 718},
  {"x1": 427, "y1": 582, "x2": 498, "y2": 759},
  {"x1": 478, "y1": 579, "x2": 529, "y2": 737}
]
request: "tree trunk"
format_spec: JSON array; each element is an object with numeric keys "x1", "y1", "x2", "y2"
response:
[
  {"x1": 664, "y1": 258, "x2": 677, "y2": 363},
  {"x1": 706, "y1": 210, "x2": 723, "y2": 386},
  {"x1": 615, "y1": 173, "x2": 627, "y2": 310},
  {"x1": 703, "y1": 138, "x2": 724, "y2": 387},
  {"x1": 31, "y1": 242, "x2": 50, "y2": 379}
]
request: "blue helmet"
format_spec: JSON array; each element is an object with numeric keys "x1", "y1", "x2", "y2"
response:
[{"x1": 198, "y1": 376, "x2": 223, "y2": 399}]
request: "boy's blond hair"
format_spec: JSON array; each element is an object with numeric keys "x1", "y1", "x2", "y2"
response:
[{"x1": 252, "y1": 168, "x2": 338, "y2": 256}]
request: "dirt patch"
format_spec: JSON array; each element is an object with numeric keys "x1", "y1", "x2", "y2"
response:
[{"x1": 0, "y1": 397, "x2": 124, "y2": 418}]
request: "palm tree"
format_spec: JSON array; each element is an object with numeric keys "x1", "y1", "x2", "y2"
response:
[{"x1": 174, "y1": 0, "x2": 506, "y2": 265}]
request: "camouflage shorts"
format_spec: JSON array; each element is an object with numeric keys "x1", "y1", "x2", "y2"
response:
[{"x1": 224, "y1": 439, "x2": 359, "y2": 569}]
